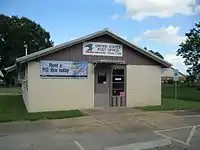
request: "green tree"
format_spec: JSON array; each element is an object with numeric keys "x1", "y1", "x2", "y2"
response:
[
  {"x1": 0, "y1": 14, "x2": 54, "y2": 67},
  {"x1": 177, "y1": 22, "x2": 200, "y2": 79},
  {"x1": 149, "y1": 50, "x2": 164, "y2": 59},
  {"x1": 144, "y1": 47, "x2": 164, "y2": 59}
]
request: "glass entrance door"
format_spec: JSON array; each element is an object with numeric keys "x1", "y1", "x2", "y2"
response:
[{"x1": 111, "y1": 67, "x2": 126, "y2": 107}]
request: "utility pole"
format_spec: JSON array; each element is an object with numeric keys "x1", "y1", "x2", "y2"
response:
[{"x1": 24, "y1": 44, "x2": 28, "y2": 56}]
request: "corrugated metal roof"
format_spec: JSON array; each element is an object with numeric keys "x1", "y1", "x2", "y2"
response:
[
  {"x1": 161, "y1": 67, "x2": 186, "y2": 77},
  {"x1": 4, "y1": 64, "x2": 17, "y2": 72},
  {"x1": 16, "y1": 28, "x2": 171, "y2": 67}
]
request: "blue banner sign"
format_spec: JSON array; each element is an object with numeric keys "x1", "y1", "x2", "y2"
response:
[{"x1": 40, "y1": 60, "x2": 88, "y2": 77}]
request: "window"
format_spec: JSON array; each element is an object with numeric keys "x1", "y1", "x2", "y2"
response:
[
  {"x1": 112, "y1": 83, "x2": 124, "y2": 89},
  {"x1": 112, "y1": 68, "x2": 125, "y2": 96},
  {"x1": 113, "y1": 69, "x2": 124, "y2": 75},
  {"x1": 98, "y1": 72, "x2": 107, "y2": 84}
]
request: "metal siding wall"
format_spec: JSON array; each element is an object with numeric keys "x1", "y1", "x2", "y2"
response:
[
  {"x1": 27, "y1": 61, "x2": 94, "y2": 112},
  {"x1": 42, "y1": 35, "x2": 158, "y2": 66},
  {"x1": 127, "y1": 65, "x2": 161, "y2": 107}
]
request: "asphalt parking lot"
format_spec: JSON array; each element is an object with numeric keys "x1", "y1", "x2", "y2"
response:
[{"x1": 1, "y1": 108, "x2": 200, "y2": 150}]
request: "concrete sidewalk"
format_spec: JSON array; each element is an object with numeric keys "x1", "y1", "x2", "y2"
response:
[
  {"x1": 1, "y1": 108, "x2": 200, "y2": 135},
  {"x1": 0, "y1": 116, "x2": 97, "y2": 135},
  {"x1": 1, "y1": 109, "x2": 200, "y2": 149}
]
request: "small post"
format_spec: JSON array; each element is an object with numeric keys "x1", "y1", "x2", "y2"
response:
[
  {"x1": 173, "y1": 69, "x2": 179, "y2": 100},
  {"x1": 175, "y1": 81, "x2": 177, "y2": 101},
  {"x1": 24, "y1": 44, "x2": 28, "y2": 56},
  {"x1": 24, "y1": 42, "x2": 28, "y2": 56}
]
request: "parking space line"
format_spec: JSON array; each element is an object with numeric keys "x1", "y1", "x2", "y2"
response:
[
  {"x1": 186, "y1": 126, "x2": 196, "y2": 144},
  {"x1": 94, "y1": 119, "x2": 120, "y2": 125},
  {"x1": 155, "y1": 125, "x2": 193, "y2": 133},
  {"x1": 135, "y1": 117, "x2": 158, "y2": 129},
  {"x1": 74, "y1": 140, "x2": 85, "y2": 150},
  {"x1": 181, "y1": 114, "x2": 200, "y2": 118},
  {"x1": 95, "y1": 120, "x2": 105, "y2": 123},
  {"x1": 154, "y1": 131, "x2": 190, "y2": 146},
  {"x1": 155, "y1": 124, "x2": 200, "y2": 133},
  {"x1": 105, "y1": 139, "x2": 172, "y2": 150},
  {"x1": 100, "y1": 120, "x2": 110, "y2": 123}
]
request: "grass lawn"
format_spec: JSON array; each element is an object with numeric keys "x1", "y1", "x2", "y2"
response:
[
  {"x1": 162, "y1": 84, "x2": 200, "y2": 101},
  {"x1": 0, "y1": 87, "x2": 21, "y2": 93},
  {"x1": 0, "y1": 95, "x2": 85, "y2": 122},
  {"x1": 139, "y1": 98, "x2": 200, "y2": 111}
]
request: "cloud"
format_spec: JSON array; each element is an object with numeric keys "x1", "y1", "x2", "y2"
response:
[
  {"x1": 165, "y1": 53, "x2": 187, "y2": 74},
  {"x1": 114, "y1": 0, "x2": 200, "y2": 21},
  {"x1": 133, "y1": 26, "x2": 186, "y2": 45},
  {"x1": 133, "y1": 37, "x2": 142, "y2": 43},
  {"x1": 111, "y1": 13, "x2": 120, "y2": 20},
  {"x1": 194, "y1": 5, "x2": 200, "y2": 13}
]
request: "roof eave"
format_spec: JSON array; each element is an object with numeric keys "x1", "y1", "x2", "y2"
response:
[
  {"x1": 16, "y1": 30, "x2": 108, "y2": 64},
  {"x1": 4, "y1": 64, "x2": 17, "y2": 72},
  {"x1": 15, "y1": 29, "x2": 171, "y2": 68},
  {"x1": 106, "y1": 31, "x2": 172, "y2": 68}
]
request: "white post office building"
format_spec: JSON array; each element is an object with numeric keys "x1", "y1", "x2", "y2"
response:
[{"x1": 15, "y1": 29, "x2": 171, "y2": 112}]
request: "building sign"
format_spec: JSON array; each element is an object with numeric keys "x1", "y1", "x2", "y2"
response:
[
  {"x1": 173, "y1": 69, "x2": 179, "y2": 81},
  {"x1": 40, "y1": 60, "x2": 88, "y2": 77},
  {"x1": 83, "y1": 42, "x2": 123, "y2": 57}
]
